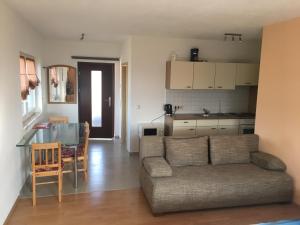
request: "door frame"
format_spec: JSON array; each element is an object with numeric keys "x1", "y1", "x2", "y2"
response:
[
  {"x1": 77, "y1": 60, "x2": 117, "y2": 139},
  {"x1": 121, "y1": 63, "x2": 128, "y2": 143}
]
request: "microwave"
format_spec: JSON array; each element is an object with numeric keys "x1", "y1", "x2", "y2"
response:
[{"x1": 138, "y1": 123, "x2": 164, "y2": 138}]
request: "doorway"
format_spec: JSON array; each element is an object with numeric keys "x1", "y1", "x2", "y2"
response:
[{"x1": 78, "y1": 62, "x2": 114, "y2": 138}]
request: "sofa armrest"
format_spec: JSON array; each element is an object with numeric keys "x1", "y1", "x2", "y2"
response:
[
  {"x1": 251, "y1": 152, "x2": 286, "y2": 171},
  {"x1": 143, "y1": 157, "x2": 172, "y2": 177}
]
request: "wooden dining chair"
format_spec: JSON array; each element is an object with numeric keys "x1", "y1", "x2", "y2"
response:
[
  {"x1": 49, "y1": 116, "x2": 69, "y2": 124},
  {"x1": 62, "y1": 122, "x2": 90, "y2": 180},
  {"x1": 31, "y1": 143, "x2": 62, "y2": 206}
]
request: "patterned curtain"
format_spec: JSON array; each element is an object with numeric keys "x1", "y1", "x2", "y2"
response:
[
  {"x1": 26, "y1": 58, "x2": 40, "y2": 89},
  {"x1": 20, "y1": 56, "x2": 29, "y2": 100},
  {"x1": 50, "y1": 67, "x2": 59, "y2": 88}
]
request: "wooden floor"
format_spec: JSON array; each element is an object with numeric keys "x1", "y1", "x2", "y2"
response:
[{"x1": 5, "y1": 188, "x2": 300, "y2": 225}]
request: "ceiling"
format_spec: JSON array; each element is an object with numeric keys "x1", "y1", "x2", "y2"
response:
[{"x1": 5, "y1": 0, "x2": 300, "y2": 42}]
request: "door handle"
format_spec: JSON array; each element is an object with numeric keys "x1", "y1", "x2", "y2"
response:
[{"x1": 108, "y1": 96, "x2": 111, "y2": 107}]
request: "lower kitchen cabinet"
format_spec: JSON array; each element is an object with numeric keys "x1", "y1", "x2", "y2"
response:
[
  {"x1": 196, "y1": 126, "x2": 218, "y2": 136},
  {"x1": 173, "y1": 126, "x2": 196, "y2": 136},
  {"x1": 217, "y1": 125, "x2": 239, "y2": 135}
]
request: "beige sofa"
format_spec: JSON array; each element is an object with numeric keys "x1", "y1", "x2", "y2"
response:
[{"x1": 140, "y1": 134, "x2": 293, "y2": 214}]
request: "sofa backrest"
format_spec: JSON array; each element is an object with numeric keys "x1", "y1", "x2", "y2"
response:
[
  {"x1": 140, "y1": 134, "x2": 259, "y2": 166},
  {"x1": 210, "y1": 134, "x2": 259, "y2": 165},
  {"x1": 165, "y1": 136, "x2": 208, "y2": 166}
]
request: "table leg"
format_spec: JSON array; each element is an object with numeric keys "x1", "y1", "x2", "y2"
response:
[{"x1": 73, "y1": 146, "x2": 78, "y2": 189}]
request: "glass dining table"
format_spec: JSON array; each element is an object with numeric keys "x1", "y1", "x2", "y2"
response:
[{"x1": 16, "y1": 123, "x2": 84, "y2": 189}]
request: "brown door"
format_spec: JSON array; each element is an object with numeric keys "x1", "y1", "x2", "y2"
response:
[{"x1": 78, "y1": 62, "x2": 114, "y2": 138}]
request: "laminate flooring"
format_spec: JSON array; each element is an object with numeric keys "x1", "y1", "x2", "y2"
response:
[
  {"x1": 6, "y1": 189, "x2": 300, "y2": 225},
  {"x1": 19, "y1": 140, "x2": 140, "y2": 198}
]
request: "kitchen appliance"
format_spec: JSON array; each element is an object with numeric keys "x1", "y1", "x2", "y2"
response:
[
  {"x1": 190, "y1": 48, "x2": 199, "y2": 61},
  {"x1": 239, "y1": 119, "x2": 255, "y2": 134},
  {"x1": 138, "y1": 123, "x2": 164, "y2": 138},
  {"x1": 164, "y1": 104, "x2": 173, "y2": 115}
]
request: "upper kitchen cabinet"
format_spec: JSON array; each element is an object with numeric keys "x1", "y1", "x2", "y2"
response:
[
  {"x1": 215, "y1": 63, "x2": 236, "y2": 90},
  {"x1": 236, "y1": 63, "x2": 259, "y2": 86},
  {"x1": 193, "y1": 62, "x2": 215, "y2": 89},
  {"x1": 166, "y1": 61, "x2": 194, "y2": 89}
]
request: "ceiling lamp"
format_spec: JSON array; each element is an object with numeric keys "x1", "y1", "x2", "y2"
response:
[{"x1": 224, "y1": 33, "x2": 242, "y2": 42}]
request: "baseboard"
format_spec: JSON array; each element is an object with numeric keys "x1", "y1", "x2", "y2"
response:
[{"x1": 3, "y1": 197, "x2": 19, "y2": 225}]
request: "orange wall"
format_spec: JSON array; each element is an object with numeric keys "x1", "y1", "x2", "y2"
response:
[{"x1": 256, "y1": 17, "x2": 300, "y2": 203}]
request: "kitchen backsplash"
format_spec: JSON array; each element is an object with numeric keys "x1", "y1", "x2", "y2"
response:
[{"x1": 166, "y1": 87, "x2": 250, "y2": 114}]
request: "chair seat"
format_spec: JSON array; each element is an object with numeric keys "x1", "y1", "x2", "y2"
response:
[{"x1": 62, "y1": 145, "x2": 84, "y2": 158}]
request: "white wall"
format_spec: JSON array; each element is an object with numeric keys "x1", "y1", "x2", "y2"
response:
[
  {"x1": 120, "y1": 38, "x2": 132, "y2": 150},
  {"x1": 127, "y1": 36, "x2": 261, "y2": 152},
  {"x1": 43, "y1": 40, "x2": 122, "y2": 137},
  {"x1": 0, "y1": 2, "x2": 43, "y2": 224}
]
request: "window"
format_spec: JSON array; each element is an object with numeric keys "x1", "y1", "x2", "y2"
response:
[
  {"x1": 91, "y1": 70, "x2": 102, "y2": 127},
  {"x1": 19, "y1": 55, "x2": 41, "y2": 125}
]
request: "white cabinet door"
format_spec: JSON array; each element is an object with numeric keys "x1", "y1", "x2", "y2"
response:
[
  {"x1": 193, "y1": 62, "x2": 215, "y2": 89},
  {"x1": 196, "y1": 126, "x2": 218, "y2": 136},
  {"x1": 167, "y1": 61, "x2": 194, "y2": 89},
  {"x1": 236, "y1": 63, "x2": 259, "y2": 86},
  {"x1": 215, "y1": 63, "x2": 236, "y2": 90},
  {"x1": 173, "y1": 126, "x2": 196, "y2": 136},
  {"x1": 173, "y1": 120, "x2": 197, "y2": 127},
  {"x1": 218, "y1": 125, "x2": 239, "y2": 135}
]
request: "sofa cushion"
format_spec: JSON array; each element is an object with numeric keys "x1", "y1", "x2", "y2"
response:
[
  {"x1": 210, "y1": 135, "x2": 251, "y2": 165},
  {"x1": 165, "y1": 136, "x2": 208, "y2": 166},
  {"x1": 143, "y1": 157, "x2": 172, "y2": 177},
  {"x1": 251, "y1": 152, "x2": 286, "y2": 171},
  {"x1": 140, "y1": 136, "x2": 164, "y2": 161}
]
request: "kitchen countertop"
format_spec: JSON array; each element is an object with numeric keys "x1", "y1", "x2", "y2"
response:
[{"x1": 169, "y1": 113, "x2": 255, "y2": 120}]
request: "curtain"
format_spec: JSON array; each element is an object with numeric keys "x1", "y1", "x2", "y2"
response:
[
  {"x1": 50, "y1": 67, "x2": 58, "y2": 88},
  {"x1": 20, "y1": 56, "x2": 29, "y2": 100},
  {"x1": 26, "y1": 58, "x2": 39, "y2": 89}
]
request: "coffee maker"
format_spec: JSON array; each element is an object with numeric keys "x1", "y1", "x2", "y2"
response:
[{"x1": 164, "y1": 104, "x2": 173, "y2": 115}]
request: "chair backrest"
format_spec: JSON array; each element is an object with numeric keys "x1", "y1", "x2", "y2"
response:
[
  {"x1": 83, "y1": 122, "x2": 90, "y2": 157},
  {"x1": 31, "y1": 143, "x2": 61, "y2": 172},
  {"x1": 49, "y1": 116, "x2": 69, "y2": 124}
]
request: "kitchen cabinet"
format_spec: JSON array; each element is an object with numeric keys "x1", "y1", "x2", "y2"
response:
[
  {"x1": 166, "y1": 61, "x2": 194, "y2": 89},
  {"x1": 193, "y1": 62, "x2": 215, "y2": 89},
  {"x1": 173, "y1": 126, "x2": 196, "y2": 136},
  {"x1": 236, "y1": 63, "x2": 259, "y2": 86},
  {"x1": 166, "y1": 61, "x2": 259, "y2": 90},
  {"x1": 196, "y1": 126, "x2": 218, "y2": 136},
  {"x1": 215, "y1": 63, "x2": 236, "y2": 90},
  {"x1": 218, "y1": 125, "x2": 239, "y2": 135},
  {"x1": 217, "y1": 119, "x2": 239, "y2": 135},
  {"x1": 173, "y1": 120, "x2": 197, "y2": 127}
]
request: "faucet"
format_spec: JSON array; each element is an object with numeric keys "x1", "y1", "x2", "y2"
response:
[{"x1": 203, "y1": 108, "x2": 210, "y2": 115}]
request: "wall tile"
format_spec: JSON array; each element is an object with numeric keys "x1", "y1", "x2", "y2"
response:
[{"x1": 166, "y1": 87, "x2": 250, "y2": 114}]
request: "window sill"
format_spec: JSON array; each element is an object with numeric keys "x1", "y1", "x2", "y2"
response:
[{"x1": 23, "y1": 112, "x2": 42, "y2": 130}]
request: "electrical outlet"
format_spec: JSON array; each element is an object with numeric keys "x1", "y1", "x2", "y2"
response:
[{"x1": 175, "y1": 105, "x2": 183, "y2": 111}]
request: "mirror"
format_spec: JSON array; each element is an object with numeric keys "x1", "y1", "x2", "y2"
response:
[{"x1": 47, "y1": 65, "x2": 76, "y2": 104}]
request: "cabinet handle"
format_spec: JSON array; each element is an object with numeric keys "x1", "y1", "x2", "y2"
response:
[
  {"x1": 217, "y1": 86, "x2": 223, "y2": 88},
  {"x1": 183, "y1": 121, "x2": 188, "y2": 123},
  {"x1": 188, "y1": 129, "x2": 195, "y2": 131},
  {"x1": 208, "y1": 86, "x2": 213, "y2": 88},
  {"x1": 186, "y1": 86, "x2": 191, "y2": 88},
  {"x1": 245, "y1": 82, "x2": 251, "y2": 85},
  {"x1": 211, "y1": 128, "x2": 217, "y2": 130},
  {"x1": 220, "y1": 128, "x2": 226, "y2": 130}
]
